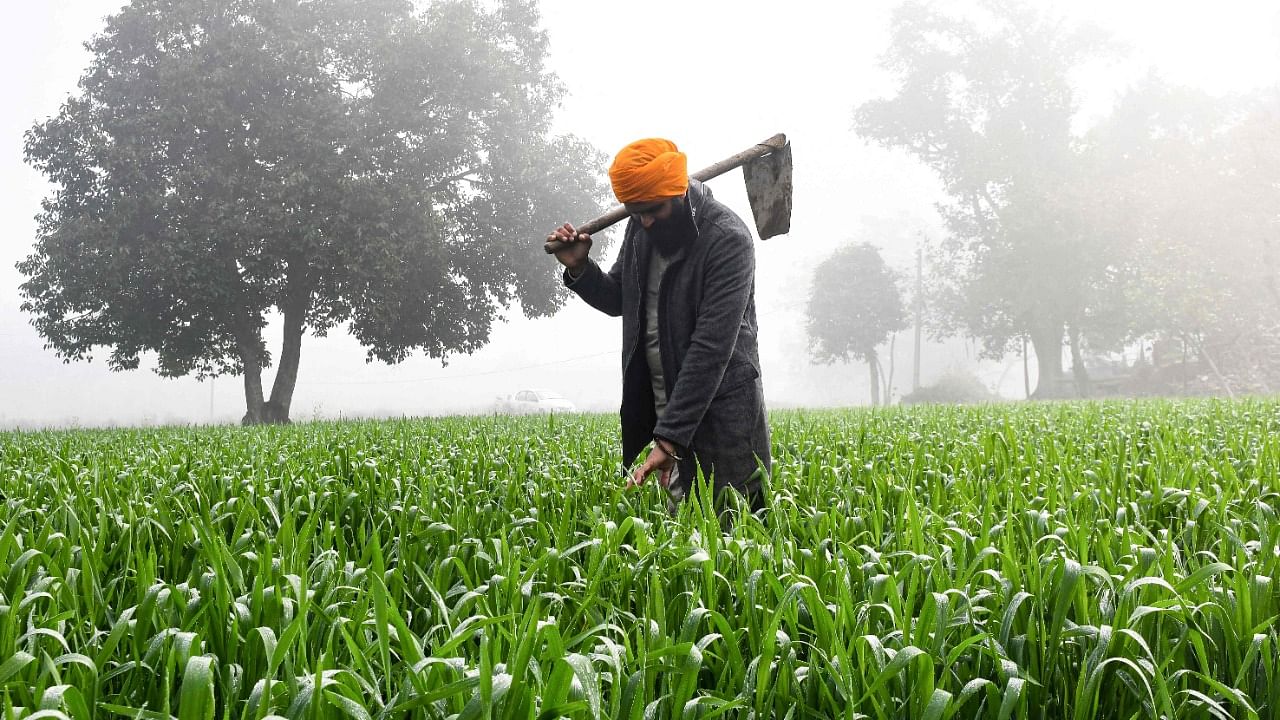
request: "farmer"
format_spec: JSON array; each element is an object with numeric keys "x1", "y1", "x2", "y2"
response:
[{"x1": 548, "y1": 138, "x2": 771, "y2": 514}]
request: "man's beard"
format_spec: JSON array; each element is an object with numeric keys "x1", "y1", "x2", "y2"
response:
[{"x1": 647, "y1": 199, "x2": 696, "y2": 257}]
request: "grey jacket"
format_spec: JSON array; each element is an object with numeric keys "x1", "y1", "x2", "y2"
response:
[{"x1": 565, "y1": 179, "x2": 771, "y2": 493}]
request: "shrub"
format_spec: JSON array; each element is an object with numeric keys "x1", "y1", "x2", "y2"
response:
[{"x1": 900, "y1": 371, "x2": 999, "y2": 405}]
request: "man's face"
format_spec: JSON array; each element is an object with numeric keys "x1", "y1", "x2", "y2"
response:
[
  {"x1": 624, "y1": 196, "x2": 683, "y2": 231},
  {"x1": 626, "y1": 195, "x2": 691, "y2": 255}
]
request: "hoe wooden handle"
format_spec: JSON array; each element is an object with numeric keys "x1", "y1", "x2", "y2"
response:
[{"x1": 543, "y1": 134, "x2": 787, "y2": 254}]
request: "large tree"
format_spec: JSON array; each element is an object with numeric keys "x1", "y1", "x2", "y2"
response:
[
  {"x1": 855, "y1": 0, "x2": 1120, "y2": 397},
  {"x1": 19, "y1": 0, "x2": 607, "y2": 423},
  {"x1": 1085, "y1": 78, "x2": 1280, "y2": 394},
  {"x1": 806, "y1": 242, "x2": 906, "y2": 406}
]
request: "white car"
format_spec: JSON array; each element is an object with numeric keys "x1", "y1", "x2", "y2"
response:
[{"x1": 495, "y1": 389, "x2": 576, "y2": 415}]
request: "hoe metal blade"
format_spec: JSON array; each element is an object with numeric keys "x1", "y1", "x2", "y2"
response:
[{"x1": 742, "y1": 140, "x2": 792, "y2": 240}]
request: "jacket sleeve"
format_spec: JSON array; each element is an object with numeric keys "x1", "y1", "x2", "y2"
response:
[
  {"x1": 653, "y1": 225, "x2": 754, "y2": 449},
  {"x1": 563, "y1": 247, "x2": 625, "y2": 317}
]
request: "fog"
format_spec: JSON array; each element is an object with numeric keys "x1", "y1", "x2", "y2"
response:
[{"x1": 2, "y1": 1, "x2": 1278, "y2": 429}]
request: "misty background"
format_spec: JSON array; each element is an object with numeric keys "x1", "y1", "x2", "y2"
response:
[{"x1": 2, "y1": 1, "x2": 1278, "y2": 428}]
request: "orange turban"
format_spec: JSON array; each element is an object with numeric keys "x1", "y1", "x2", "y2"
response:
[{"x1": 608, "y1": 138, "x2": 689, "y2": 204}]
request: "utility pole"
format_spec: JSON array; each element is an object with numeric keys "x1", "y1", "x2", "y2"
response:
[
  {"x1": 1022, "y1": 335, "x2": 1030, "y2": 399},
  {"x1": 912, "y1": 240, "x2": 923, "y2": 392},
  {"x1": 209, "y1": 377, "x2": 215, "y2": 424}
]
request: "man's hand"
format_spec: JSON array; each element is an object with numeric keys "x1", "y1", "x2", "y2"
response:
[
  {"x1": 629, "y1": 442, "x2": 677, "y2": 488},
  {"x1": 547, "y1": 222, "x2": 592, "y2": 275}
]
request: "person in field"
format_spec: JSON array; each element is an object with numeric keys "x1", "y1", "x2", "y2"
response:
[{"x1": 548, "y1": 138, "x2": 770, "y2": 514}]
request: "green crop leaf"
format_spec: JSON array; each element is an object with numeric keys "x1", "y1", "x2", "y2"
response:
[{"x1": 177, "y1": 656, "x2": 216, "y2": 720}]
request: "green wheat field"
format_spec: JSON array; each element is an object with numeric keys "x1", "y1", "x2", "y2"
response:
[{"x1": 2, "y1": 400, "x2": 1278, "y2": 719}]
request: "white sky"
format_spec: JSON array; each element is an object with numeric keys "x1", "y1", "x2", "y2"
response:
[{"x1": 1, "y1": 0, "x2": 1278, "y2": 428}]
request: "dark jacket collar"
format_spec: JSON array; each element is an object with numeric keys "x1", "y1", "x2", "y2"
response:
[{"x1": 685, "y1": 178, "x2": 710, "y2": 232}]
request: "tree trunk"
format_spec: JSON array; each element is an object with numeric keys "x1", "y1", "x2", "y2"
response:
[
  {"x1": 263, "y1": 301, "x2": 306, "y2": 424},
  {"x1": 1022, "y1": 334, "x2": 1031, "y2": 400},
  {"x1": 913, "y1": 244, "x2": 923, "y2": 392},
  {"x1": 1028, "y1": 322, "x2": 1067, "y2": 399},
  {"x1": 235, "y1": 302, "x2": 304, "y2": 425},
  {"x1": 885, "y1": 333, "x2": 897, "y2": 405},
  {"x1": 238, "y1": 332, "x2": 267, "y2": 425},
  {"x1": 1067, "y1": 324, "x2": 1090, "y2": 398},
  {"x1": 867, "y1": 349, "x2": 881, "y2": 407}
]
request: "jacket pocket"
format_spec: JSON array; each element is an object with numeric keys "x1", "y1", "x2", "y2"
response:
[
  {"x1": 695, "y1": 366, "x2": 766, "y2": 489},
  {"x1": 714, "y1": 360, "x2": 760, "y2": 398}
]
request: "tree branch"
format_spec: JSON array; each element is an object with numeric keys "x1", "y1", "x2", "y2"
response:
[{"x1": 427, "y1": 169, "x2": 488, "y2": 193}]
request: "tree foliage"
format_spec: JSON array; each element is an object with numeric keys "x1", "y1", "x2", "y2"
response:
[
  {"x1": 855, "y1": 0, "x2": 1117, "y2": 397},
  {"x1": 806, "y1": 242, "x2": 906, "y2": 405},
  {"x1": 1085, "y1": 79, "x2": 1280, "y2": 394},
  {"x1": 19, "y1": 0, "x2": 608, "y2": 423},
  {"x1": 857, "y1": 0, "x2": 1280, "y2": 399}
]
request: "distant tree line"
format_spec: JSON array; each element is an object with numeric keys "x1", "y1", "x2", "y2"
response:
[
  {"x1": 22, "y1": 0, "x2": 1276, "y2": 418},
  {"x1": 809, "y1": 0, "x2": 1280, "y2": 401}
]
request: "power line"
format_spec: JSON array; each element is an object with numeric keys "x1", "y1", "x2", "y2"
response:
[{"x1": 298, "y1": 350, "x2": 615, "y2": 386}]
